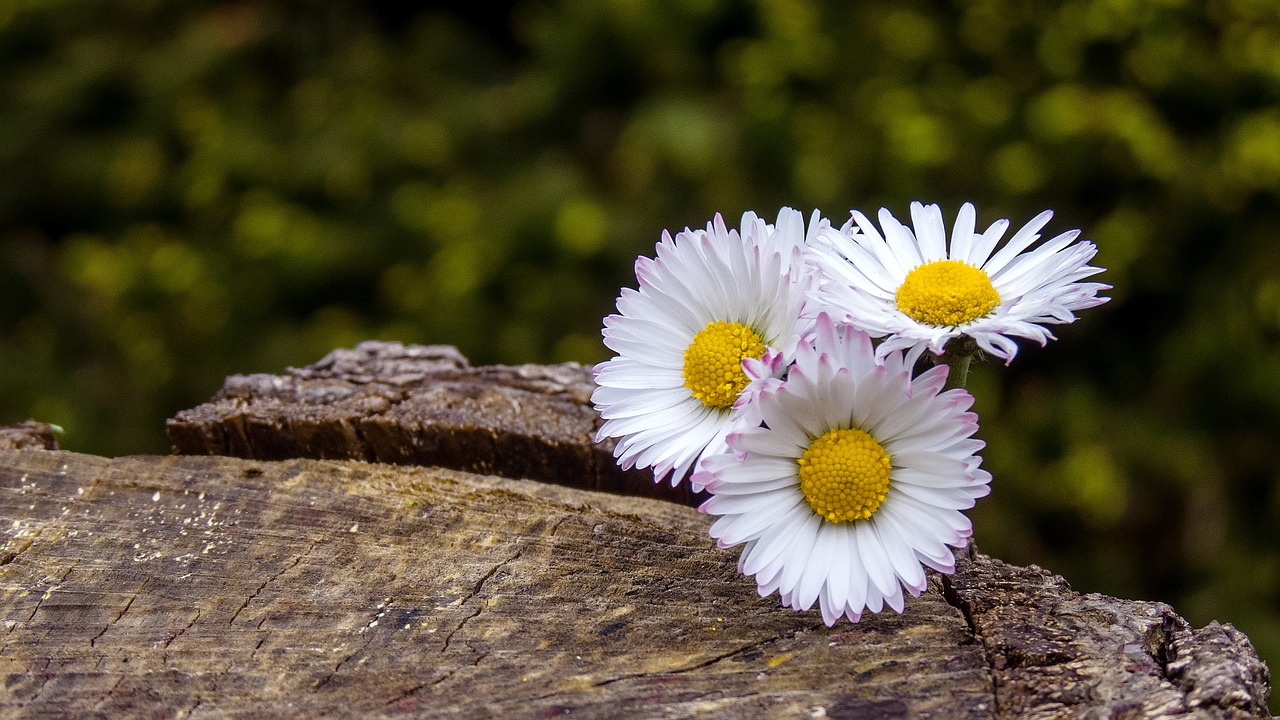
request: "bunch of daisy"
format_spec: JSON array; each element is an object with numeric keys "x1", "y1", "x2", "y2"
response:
[{"x1": 592, "y1": 202, "x2": 1109, "y2": 625}]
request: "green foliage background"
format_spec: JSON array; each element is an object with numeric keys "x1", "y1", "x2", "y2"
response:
[{"x1": 3, "y1": 0, "x2": 1279, "y2": 687}]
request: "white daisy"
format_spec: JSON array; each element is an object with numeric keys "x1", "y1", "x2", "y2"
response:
[
  {"x1": 592, "y1": 208, "x2": 823, "y2": 487},
  {"x1": 806, "y1": 201, "x2": 1110, "y2": 366},
  {"x1": 695, "y1": 314, "x2": 990, "y2": 625}
]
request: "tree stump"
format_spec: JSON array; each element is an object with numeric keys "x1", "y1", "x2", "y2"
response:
[{"x1": 0, "y1": 342, "x2": 1270, "y2": 719}]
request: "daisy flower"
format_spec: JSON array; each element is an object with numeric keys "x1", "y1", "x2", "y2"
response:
[
  {"x1": 806, "y1": 201, "x2": 1110, "y2": 366},
  {"x1": 695, "y1": 314, "x2": 990, "y2": 625},
  {"x1": 592, "y1": 208, "x2": 823, "y2": 487}
]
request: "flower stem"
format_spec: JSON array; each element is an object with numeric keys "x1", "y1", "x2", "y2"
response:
[{"x1": 939, "y1": 335, "x2": 980, "y2": 390}]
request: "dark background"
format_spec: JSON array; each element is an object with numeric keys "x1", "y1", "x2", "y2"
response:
[{"x1": 2, "y1": 0, "x2": 1278, "y2": 697}]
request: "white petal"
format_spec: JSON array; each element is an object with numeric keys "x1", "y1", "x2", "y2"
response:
[
  {"x1": 871, "y1": 515, "x2": 926, "y2": 593},
  {"x1": 711, "y1": 494, "x2": 808, "y2": 547},
  {"x1": 775, "y1": 512, "x2": 823, "y2": 598},
  {"x1": 911, "y1": 202, "x2": 948, "y2": 262},
  {"x1": 983, "y1": 209, "x2": 1053, "y2": 275},
  {"x1": 948, "y1": 203, "x2": 977, "y2": 261},
  {"x1": 796, "y1": 524, "x2": 838, "y2": 612},
  {"x1": 854, "y1": 521, "x2": 898, "y2": 600},
  {"x1": 879, "y1": 208, "x2": 924, "y2": 271},
  {"x1": 740, "y1": 505, "x2": 814, "y2": 576},
  {"x1": 701, "y1": 488, "x2": 795, "y2": 516},
  {"x1": 823, "y1": 525, "x2": 855, "y2": 618},
  {"x1": 967, "y1": 216, "x2": 1010, "y2": 267}
]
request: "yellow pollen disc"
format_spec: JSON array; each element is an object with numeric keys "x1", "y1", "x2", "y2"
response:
[
  {"x1": 682, "y1": 321, "x2": 767, "y2": 410},
  {"x1": 796, "y1": 428, "x2": 892, "y2": 523},
  {"x1": 895, "y1": 259, "x2": 1000, "y2": 327}
]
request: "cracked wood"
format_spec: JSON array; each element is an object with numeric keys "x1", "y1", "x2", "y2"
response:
[
  {"x1": 0, "y1": 450, "x2": 991, "y2": 718},
  {"x1": 165, "y1": 341, "x2": 704, "y2": 507},
  {"x1": 0, "y1": 449, "x2": 1270, "y2": 719}
]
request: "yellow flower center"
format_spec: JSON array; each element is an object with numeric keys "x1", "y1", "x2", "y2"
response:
[
  {"x1": 797, "y1": 427, "x2": 892, "y2": 523},
  {"x1": 895, "y1": 259, "x2": 1000, "y2": 327},
  {"x1": 682, "y1": 321, "x2": 767, "y2": 410}
]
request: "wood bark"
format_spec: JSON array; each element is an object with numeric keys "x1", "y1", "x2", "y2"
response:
[
  {"x1": 166, "y1": 341, "x2": 702, "y2": 507},
  {"x1": 0, "y1": 341, "x2": 1269, "y2": 718},
  {"x1": 0, "y1": 421, "x2": 59, "y2": 452}
]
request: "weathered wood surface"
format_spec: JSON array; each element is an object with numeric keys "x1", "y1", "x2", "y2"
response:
[
  {"x1": 3, "y1": 341, "x2": 1273, "y2": 718},
  {"x1": 0, "y1": 421, "x2": 58, "y2": 451},
  {"x1": 0, "y1": 448, "x2": 1269, "y2": 719},
  {"x1": 167, "y1": 341, "x2": 703, "y2": 507}
]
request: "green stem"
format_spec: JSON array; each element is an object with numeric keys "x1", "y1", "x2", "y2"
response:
[{"x1": 938, "y1": 335, "x2": 979, "y2": 390}]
